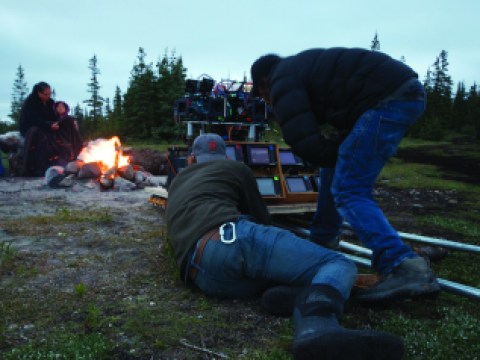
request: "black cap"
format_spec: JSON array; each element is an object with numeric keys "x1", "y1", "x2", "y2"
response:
[{"x1": 250, "y1": 54, "x2": 281, "y2": 96}]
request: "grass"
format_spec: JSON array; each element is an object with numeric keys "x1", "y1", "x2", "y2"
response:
[
  {"x1": 0, "y1": 242, "x2": 16, "y2": 266},
  {"x1": 379, "y1": 158, "x2": 480, "y2": 194},
  {"x1": 416, "y1": 215, "x2": 480, "y2": 242},
  {"x1": 2, "y1": 331, "x2": 114, "y2": 360},
  {"x1": 1, "y1": 137, "x2": 480, "y2": 359}
]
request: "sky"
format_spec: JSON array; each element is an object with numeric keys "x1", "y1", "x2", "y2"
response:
[{"x1": 1, "y1": 0, "x2": 479, "y2": 123}]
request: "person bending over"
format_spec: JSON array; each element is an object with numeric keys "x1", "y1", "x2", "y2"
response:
[{"x1": 250, "y1": 48, "x2": 441, "y2": 302}]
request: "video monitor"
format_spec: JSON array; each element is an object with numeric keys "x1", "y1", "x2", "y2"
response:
[
  {"x1": 256, "y1": 177, "x2": 280, "y2": 196},
  {"x1": 285, "y1": 176, "x2": 314, "y2": 193},
  {"x1": 225, "y1": 145, "x2": 237, "y2": 161},
  {"x1": 225, "y1": 144, "x2": 245, "y2": 162},
  {"x1": 246, "y1": 145, "x2": 275, "y2": 166},
  {"x1": 279, "y1": 148, "x2": 303, "y2": 166},
  {"x1": 279, "y1": 149, "x2": 297, "y2": 165}
]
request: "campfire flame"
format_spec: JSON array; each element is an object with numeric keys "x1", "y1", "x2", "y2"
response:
[{"x1": 77, "y1": 136, "x2": 130, "y2": 173}]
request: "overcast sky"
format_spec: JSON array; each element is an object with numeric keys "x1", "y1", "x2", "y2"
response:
[{"x1": 1, "y1": 0, "x2": 479, "y2": 123}]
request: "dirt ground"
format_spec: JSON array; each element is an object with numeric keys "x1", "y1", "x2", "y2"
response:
[{"x1": 0, "y1": 144, "x2": 478, "y2": 358}]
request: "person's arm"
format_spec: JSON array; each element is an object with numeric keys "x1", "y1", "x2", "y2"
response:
[
  {"x1": 21, "y1": 98, "x2": 56, "y2": 133},
  {"x1": 271, "y1": 78, "x2": 341, "y2": 168}
]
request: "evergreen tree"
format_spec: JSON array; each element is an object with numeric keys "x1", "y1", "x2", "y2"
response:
[
  {"x1": 111, "y1": 86, "x2": 123, "y2": 134},
  {"x1": 84, "y1": 54, "x2": 104, "y2": 134},
  {"x1": 73, "y1": 103, "x2": 85, "y2": 134},
  {"x1": 122, "y1": 47, "x2": 159, "y2": 138},
  {"x1": 452, "y1": 82, "x2": 468, "y2": 132},
  {"x1": 370, "y1": 32, "x2": 380, "y2": 51},
  {"x1": 466, "y1": 83, "x2": 480, "y2": 140},
  {"x1": 153, "y1": 49, "x2": 186, "y2": 140},
  {"x1": 412, "y1": 50, "x2": 453, "y2": 139},
  {"x1": 9, "y1": 65, "x2": 28, "y2": 127},
  {"x1": 104, "y1": 97, "x2": 112, "y2": 115}
]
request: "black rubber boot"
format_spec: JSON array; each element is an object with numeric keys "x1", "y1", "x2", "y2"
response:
[
  {"x1": 293, "y1": 285, "x2": 404, "y2": 360},
  {"x1": 261, "y1": 285, "x2": 304, "y2": 316}
]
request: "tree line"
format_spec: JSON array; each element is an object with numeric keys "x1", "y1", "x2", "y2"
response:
[
  {"x1": 4, "y1": 47, "x2": 187, "y2": 142},
  {"x1": 3, "y1": 40, "x2": 480, "y2": 142}
]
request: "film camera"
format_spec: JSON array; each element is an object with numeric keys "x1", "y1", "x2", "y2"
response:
[{"x1": 173, "y1": 78, "x2": 272, "y2": 125}]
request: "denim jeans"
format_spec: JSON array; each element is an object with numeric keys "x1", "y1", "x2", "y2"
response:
[
  {"x1": 309, "y1": 168, "x2": 343, "y2": 246},
  {"x1": 189, "y1": 218, "x2": 357, "y2": 300},
  {"x1": 310, "y1": 82, "x2": 426, "y2": 275}
]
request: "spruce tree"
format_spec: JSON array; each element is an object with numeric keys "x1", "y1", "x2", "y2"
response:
[
  {"x1": 84, "y1": 55, "x2": 104, "y2": 134},
  {"x1": 122, "y1": 47, "x2": 158, "y2": 139},
  {"x1": 9, "y1": 65, "x2": 28, "y2": 127},
  {"x1": 111, "y1": 86, "x2": 123, "y2": 134},
  {"x1": 154, "y1": 49, "x2": 186, "y2": 141},
  {"x1": 452, "y1": 82, "x2": 468, "y2": 132},
  {"x1": 466, "y1": 83, "x2": 480, "y2": 140},
  {"x1": 413, "y1": 50, "x2": 453, "y2": 139},
  {"x1": 370, "y1": 32, "x2": 380, "y2": 51},
  {"x1": 73, "y1": 103, "x2": 85, "y2": 133}
]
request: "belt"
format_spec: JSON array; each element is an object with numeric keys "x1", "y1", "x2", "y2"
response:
[
  {"x1": 188, "y1": 222, "x2": 237, "y2": 282},
  {"x1": 188, "y1": 227, "x2": 221, "y2": 281}
]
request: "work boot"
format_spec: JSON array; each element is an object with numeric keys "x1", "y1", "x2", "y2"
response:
[
  {"x1": 293, "y1": 285, "x2": 404, "y2": 360},
  {"x1": 354, "y1": 256, "x2": 441, "y2": 302},
  {"x1": 261, "y1": 285, "x2": 303, "y2": 316}
]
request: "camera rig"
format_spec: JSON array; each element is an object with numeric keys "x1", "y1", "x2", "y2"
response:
[{"x1": 173, "y1": 77, "x2": 273, "y2": 142}]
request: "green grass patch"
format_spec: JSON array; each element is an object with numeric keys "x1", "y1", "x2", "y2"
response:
[
  {"x1": 377, "y1": 306, "x2": 480, "y2": 360},
  {"x1": 399, "y1": 137, "x2": 450, "y2": 149},
  {"x1": 124, "y1": 139, "x2": 171, "y2": 152},
  {"x1": 1, "y1": 207, "x2": 113, "y2": 236},
  {"x1": 2, "y1": 331, "x2": 114, "y2": 360},
  {"x1": 416, "y1": 215, "x2": 480, "y2": 242},
  {"x1": 30, "y1": 207, "x2": 113, "y2": 225},
  {"x1": 0, "y1": 241, "x2": 16, "y2": 266},
  {"x1": 379, "y1": 158, "x2": 480, "y2": 195}
]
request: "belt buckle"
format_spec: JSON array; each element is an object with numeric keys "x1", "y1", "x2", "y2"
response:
[{"x1": 219, "y1": 222, "x2": 236, "y2": 244}]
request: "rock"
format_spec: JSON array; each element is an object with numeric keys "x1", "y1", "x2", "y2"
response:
[
  {"x1": 124, "y1": 148, "x2": 169, "y2": 175},
  {"x1": 77, "y1": 162, "x2": 102, "y2": 179},
  {"x1": 118, "y1": 164, "x2": 135, "y2": 181},
  {"x1": 45, "y1": 166, "x2": 66, "y2": 187},
  {"x1": 65, "y1": 160, "x2": 84, "y2": 175},
  {"x1": 113, "y1": 176, "x2": 137, "y2": 191}
]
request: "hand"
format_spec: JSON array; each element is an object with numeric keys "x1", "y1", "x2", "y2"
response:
[
  {"x1": 187, "y1": 154, "x2": 195, "y2": 165},
  {"x1": 51, "y1": 122, "x2": 60, "y2": 131}
]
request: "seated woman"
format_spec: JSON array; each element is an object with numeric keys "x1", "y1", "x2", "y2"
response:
[{"x1": 19, "y1": 82, "x2": 83, "y2": 176}]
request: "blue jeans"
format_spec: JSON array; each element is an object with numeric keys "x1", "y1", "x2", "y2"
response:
[
  {"x1": 189, "y1": 218, "x2": 357, "y2": 300},
  {"x1": 310, "y1": 85, "x2": 426, "y2": 275},
  {"x1": 309, "y1": 168, "x2": 343, "y2": 246}
]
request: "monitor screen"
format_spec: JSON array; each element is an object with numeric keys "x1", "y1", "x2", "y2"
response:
[
  {"x1": 256, "y1": 178, "x2": 276, "y2": 196},
  {"x1": 286, "y1": 177, "x2": 308, "y2": 192},
  {"x1": 225, "y1": 145, "x2": 236, "y2": 161},
  {"x1": 249, "y1": 147, "x2": 270, "y2": 165},
  {"x1": 279, "y1": 150, "x2": 297, "y2": 165}
]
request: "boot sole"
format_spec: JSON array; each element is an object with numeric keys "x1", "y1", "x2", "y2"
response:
[
  {"x1": 293, "y1": 330, "x2": 404, "y2": 360},
  {"x1": 354, "y1": 281, "x2": 441, "y2": 302}
]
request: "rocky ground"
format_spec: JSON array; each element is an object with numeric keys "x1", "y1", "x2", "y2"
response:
[{"x1": 0, "y1": 143, "x2": 479, "y2": 359}]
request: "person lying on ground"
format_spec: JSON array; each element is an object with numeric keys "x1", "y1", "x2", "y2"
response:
[{"x1": 166, "y1": 133, "x2": 405, "y2": 360}]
